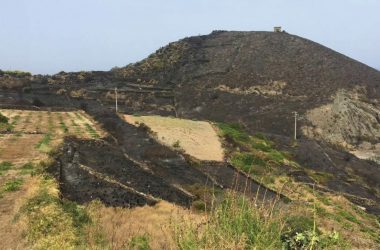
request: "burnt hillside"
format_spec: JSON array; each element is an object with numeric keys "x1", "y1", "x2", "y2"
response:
[
  {"x1": 112, "y1": 31, "x2": 380, "y2": 144},
  {"x1": 1, "y1": 31, "x2": 380, "y2": 215}
]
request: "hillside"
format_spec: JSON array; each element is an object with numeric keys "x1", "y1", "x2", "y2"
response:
[{"x1": 1, "y1": 30, "x2": 380, "y2": 248}]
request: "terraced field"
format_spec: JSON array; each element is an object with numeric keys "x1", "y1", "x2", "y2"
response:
[
  {"x1": 0, "y1": 109, "x2": 105, "y2": 249},
  {"x1": 124, "y1": 114, "x2": 224, "y2": 161},
  {"x1": 0, "y1": 109, "x2": 104, "y2": 161}
]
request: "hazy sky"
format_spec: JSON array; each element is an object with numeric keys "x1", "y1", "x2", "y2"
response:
[{"x1": 1, "y1": 0, "x2": 379, "y2": 74}]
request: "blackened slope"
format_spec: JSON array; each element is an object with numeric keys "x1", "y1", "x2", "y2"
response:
[
  {"x1": 173, "y1": 31, "x2": 380, "y2": 136},
  {"x1": 113, "y1": 31, "x2": 380, "y2": 137}
]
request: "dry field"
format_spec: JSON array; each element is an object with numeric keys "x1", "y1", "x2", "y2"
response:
[
  {"x1": 124, "y1": 114, "x2": 224, "y2": 161},
  {"x1": 0, "y1": 109, "x2": 104, "y2": 162},
  {"x1": 0, "y1": 109, "x2": 205, "y2": 249},
  {"x1": 0, "y1": 109, "x2": 105, "y2": 249}
]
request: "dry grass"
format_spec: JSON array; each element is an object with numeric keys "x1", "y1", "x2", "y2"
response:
[
  {"x1": 0, "y1": 109, "x2": 105, "y2": 249},
  {"x1": 0, "y1": 176, "x2": 40, "y2": 249},
  {"x1": 0, "y1": 109, "x2": 105, "y2": 138},
  {"x1": 123, "y1": 115, "x2": 224, "y2": 161},
  {"x1": 86, "y1": 200, "x2": 205, "y2": 249}
]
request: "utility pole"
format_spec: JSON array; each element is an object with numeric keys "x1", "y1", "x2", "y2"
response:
[
  {"x1": 292, "y1": 111, "x2": 298, "y2": 140},
  {"x1": 115, "y1": 87, "x2": 118, "y2": 113}
]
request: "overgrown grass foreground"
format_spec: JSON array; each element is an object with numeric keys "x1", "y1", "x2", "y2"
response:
[{"x1": 174, "y1": 191, "x2": 346, "y2": 249}]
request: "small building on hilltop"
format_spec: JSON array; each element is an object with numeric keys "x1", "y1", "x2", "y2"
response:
[{"x1": 273, "y1": 26, "x2": 282, "y2": 32}]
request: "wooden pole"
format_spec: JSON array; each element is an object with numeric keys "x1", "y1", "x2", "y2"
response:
[{"x1": 115, "y1": 87, "x2": 118, "y2": 113}]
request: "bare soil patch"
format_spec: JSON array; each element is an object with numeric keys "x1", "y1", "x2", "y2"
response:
[{"x1": 124, "y1": 114, "x2": 224, "y2": 161}]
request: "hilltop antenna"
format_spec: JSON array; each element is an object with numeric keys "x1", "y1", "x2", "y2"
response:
[
  {"x1": 292, "y1": 111, "x2": 298, "y2": 140},
  {"x1": 115, "y1": 87, "x2": 118, "y2": 113}
]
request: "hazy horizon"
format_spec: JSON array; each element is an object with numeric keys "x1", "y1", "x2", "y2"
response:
[{"x1": 1, "y1": 0, "x2": 379, "y2": 74}]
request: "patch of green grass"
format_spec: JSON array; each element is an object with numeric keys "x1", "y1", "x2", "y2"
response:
[
  {"x1": 315, "y1": 204, "x2": 328, "y2": 216},
  {"x1": 128, "y1": 234, "x2": 150, "y2": 250},
  {"x1": 3, "y1": 178, "x2": 24, "y2": 192},
  {"x1": 267, "y1": 150, "x2": 286, "y2": 163},
  {"x1": 0, "y1": 161, "x2": 13, "y2": 175},
  {"x1": 338, "y1": 210, "x2": 360, "y2": 224},
  {"x1": 20, "y1": 162, "x2": 35, "y2": 175},
  {"x1": 309, "y1": 171, "x2": 334, "y2": 184},
  {"x1": 5, "y1": 114, "x2": 21, "y2": 131},
  {"x1": 231, "y1": 152, "x2": 266, "y2": 173},
  {"x1": 18, "y1": 182, "x2": 92, "y2": 249},
  {"x1": 316, "y1": 192, "x2": 332, "y2": 206},
  {"x1": 36, "y1": 133, "x2": 52, "y2": 152},
  {"x1": 70, "y1": 119, "x2": 81, "y2": 134},
  {"x1": 84, "y1": 123, "x2": 99, "y2": 139},
  {"x1": 58, "y1": 113, "x2": 69, "y2": 133},
  {"x1": 217, "y1": 122, "x2": 250, "y2": 142},
  {"x1": 251, "y1": 140, "x2": 272, "y2": 152}
]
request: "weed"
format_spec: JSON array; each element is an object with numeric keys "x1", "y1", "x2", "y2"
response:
[
  {"x1": 3, "y1": 178, "x2": 24, "y2": 192},
  {"x1": 172, "y1": 140, "x2": 181, "y2": 148},
  {"x1": 0, "y1": 161, "x2": 13, "y2": 175}
]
